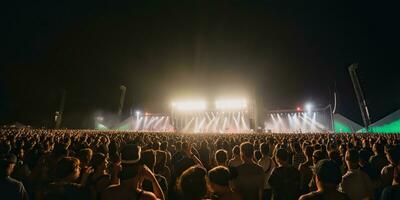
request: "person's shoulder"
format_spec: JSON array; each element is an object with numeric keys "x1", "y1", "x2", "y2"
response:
[
  {"x1": 338, "y1": 191, "x2": 351, "y2": 200},
  {"x1": 4, "y1": 176, "x2": 21, "y2": 184},
  {"x1": 342, "y1": 170, "x2": 354, "y2": 179},
  {"x1": 4, "y1": 177, "x2": 25, "y2": 188},
  {"x1": 140, "y1": 190, "x2": 159, "y2": 200},
  {"x1": 230, "y1": 191, "x2": 243, "y2": 200},
  {"x1": 381, "y1": 164, "x2": 394, "y2": 173},
  {"x1": 357, "y1": 169, "x2": 371, "y2": 179},
  {"x1": 299, "y1": 191, "x2": 319, "y2": 200},
  {"x1": 271, "y1": 165, "x2": 282, "y2": 173},
  {"x1": 235, "y1": 163, "x2": 245, "y2": 170},
  {"x1": 253, "y1": 162, "x2": 264, "y2": 171},
  {"x1": 380, "y1": 185, "x2": 394, "y2": 200},
  {"x1": 101, "y1": 184, "x2": 121, "y2": 199},
  {"x1": 103, "y1": 184, "x2": 120, "y2": 193},
  {"x1": 155, "y1": 174, "x2": 167, "y2": 183}
]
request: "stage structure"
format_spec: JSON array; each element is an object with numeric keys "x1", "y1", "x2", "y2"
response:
[
  {"x1": 111, "y1": 113, "x2": 174, "y2": 132},
  {"x1": 171, "y1": 99, "x2": 253, "y2": 133},
  {"x1": 264, "y1": 105, "x2": 334, "y2": 133}
]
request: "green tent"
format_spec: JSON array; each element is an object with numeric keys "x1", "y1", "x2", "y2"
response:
[
  {"x1": 359, "y1": 109, "x2": 400, "y2": 133},
  {"x1": 334, "y1": 113, "x2": 362, "y2": 133}
]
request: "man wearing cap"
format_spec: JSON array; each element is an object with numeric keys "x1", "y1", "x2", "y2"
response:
[{"x1": 0, "y1": 153, "x2": 29, "y2": 200}]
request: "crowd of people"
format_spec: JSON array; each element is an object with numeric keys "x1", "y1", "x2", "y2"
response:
[{"x1": 1, "y1": 128, "x2": 400, "y2": 200}]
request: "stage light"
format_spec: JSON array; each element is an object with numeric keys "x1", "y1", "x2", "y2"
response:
[
  {"x1": 305, "y1": 103, "x2": 313, "y2": 112},
  {"x1": 171, "y1": 100, "x2": 207, "y2": 111},
  {"x1": 215, "y1": 99, "x2": 247, "y2": 110},
  {"x1": 95, "y1": 116, "x2": 104, "y2": 122},
  {"x1": 296, "y1": 107, "x2": 301, "y2": 111},
  {"x1": 135, "y1": 111, "x2": 141, "y2": 117}
]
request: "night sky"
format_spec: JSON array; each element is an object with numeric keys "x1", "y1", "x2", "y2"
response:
[{"x1": 1, "y1": 1, "x2": 399, "y2": 128}]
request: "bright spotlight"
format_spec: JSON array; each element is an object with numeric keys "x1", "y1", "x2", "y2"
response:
[
  {"x1": 171, "y1": 100, "x2": 207, "y2": 111},
  {"x1": 305, "y1": 103, "x2": 313, "y2": 112},
  {"x1": 95, "y1": 116, "x2": 104, "y2": 122},
  {"x1": 135, "y1": 111, "x2": 141, "y2": 117},
  {"x1": 296, "y1": 107, "x2": 301, "y2": 111},
  {"x1": 215, "y1": 99, "x2": 247, "y2": 110}
]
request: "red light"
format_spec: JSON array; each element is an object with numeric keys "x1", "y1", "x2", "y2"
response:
[{"x1": 296, "y1": 107, "x2": 301, "y2": 111}]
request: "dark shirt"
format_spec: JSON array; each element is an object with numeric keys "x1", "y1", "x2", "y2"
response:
[
  {"x1": 360, "y1": 162, "x2": 380, "y2": 181},
  {"x1": 142, "y1": 174, "x2": 168, "y2": 195},
  {"x1": 380, "y1": 185, "x2": 400, "y2": 200},
  {"x1": 269, "y1": 165, "x2": 301, "y2": 200},
  {"x1": 198, "y1": 147, "x2": 211, "y2": 169},
  {"x1": 43, "y1": 182, "x2": 91, "y2": 200},
  {"x1": 0, "y1": 176, "x2": 29, "y2": 200},
  {"x1": 174, "y1": 156, "x2": 195, "y2": 179},
  {"x1": 171, "y1": 151, "x2": 184, "y2": 167},
  {"x1": 370, "y1": 154, "x2": 388, "y2": 173},
  {"x1": 300, "y1": 191, "x2": 350, "y2": 200},
  {"x1": 232, "y1": 162, "x2": 264, "y2": 200}
]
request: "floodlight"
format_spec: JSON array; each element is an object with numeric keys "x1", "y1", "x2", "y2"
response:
[
  {"x1": 305, "y1": 103, "x2": 313, "y2": 112},
  {"x1": 215, "y1": 99, "x2": 247, "y2": 110},
  {"x1": 95, "y1": 116, "x2": 104, "y2": 122},
  {"x1": 171, "y1": 100, "x2": 207, "y2": 111}
]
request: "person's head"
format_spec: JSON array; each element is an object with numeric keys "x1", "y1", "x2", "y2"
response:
[
  {"x1": 178, "y1": 166, "x2": 208, "y2": 200},
  {"x1": 313, "y1": 150, "x2": 327, "y2": 165},
  {"x1": 0, "y1": 153, "x2": 17, "y2": 177},
  {"x1": 345, "y1": 149, "x2": 359, "y2": 169},
  {"x1": 156, "y1": 150, "x2": 167, "y2": 166},
  {"x1": 339, "y1": 144, "x2": 347, "y2": 155},
  {"x1": 358, "y1": 149, "x2": 370, "y2": 165},
  {"x1": 315, "y1": 159, "x2": 342, "y2": 190},
  {"x1": 78, "y1": 148, "x2": 93, "y2": 166},
  {"x1": 141, "y1": 150, "x2": 156, "y2": 170},
  {"x1": 254, "y1": 150, "x2": 262, "y2": 161},
  {"x1": 160, "y1": 141, "x2": 168, "y2": 151},
  {"x1": 53, "y1": 157, "x2": 81, "y2": 181},
  {"x1": 152, "y1": 142, "x2": 161, "y2": 150},
  {"x1": 394, "y1": 156, "x2": 400, "y2": 184},
  {"x1": 215, "y1": 149, "x2": 228, "y2": 166},
  {"x1": 260, "y1": 142, "x2": 270, "y2": 157},
  {"x1": 175, "y1": 141, "x2": 182, "y2": 151},
  {"x1": 240, "y1": 142, "x2": 254, "y2": 161},
  {"x1": 208, "y1": 166, "x2": 231, "y2": 193},
  {"x1": 275, "y1": 148, "x2": 288, "y2": 166},
  {"x1": 16, "y1": 148, "x2": 24, "y2": 160},
  {"x1": 373, "y1": 142, "x2": 384, "y2": 155},
  {"x1": 119, "y1": 144, "x2": 141, "y2": 181},
  {"x1": 91, "y1": 153, "x2": 108, "y2": 171},
  {"x1": 302, "y1": 145, "x2": 311, "y2": 158},
  {"x1": 292, "y1": 142, "x2": 302, "y2": 153},
  {"x1": 182, "y1": 142, "x2": 190, "y2": 152},
  {"x1": 328, "y1": 150, "x2": 342, "y2": 166},
  {"x1": 201, "y1": 141, "x2": 208, "y2": 149},
  {"x1": 53, "y1": 143, "x2": 69, "y2": 157},
  {"x1": 0, "y1": 142, "x2": 11, "y2": 155},
  {"x1": 232, "y1": 145, "x2": 240, "y2": 158},
  {"x1": 385, "y1": 146, "x2": 400, "y2": 165}
]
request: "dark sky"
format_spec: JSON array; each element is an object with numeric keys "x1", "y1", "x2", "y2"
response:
[{"x1": 1, "y1": 1, "x2": 399, "y2": 128}]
